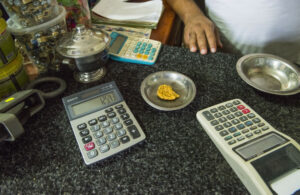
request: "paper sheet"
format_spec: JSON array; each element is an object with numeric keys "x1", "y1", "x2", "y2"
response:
[
  {"x1": 270, "y1": 169, "x2": 300, "y2": 195},
  {"x1": 92, "y1": 0, "x2": 163, "y2": 23}
]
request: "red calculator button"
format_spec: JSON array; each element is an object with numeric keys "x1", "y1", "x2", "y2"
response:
[
  {"x1": 237, "y1": 105, "x2": 245, "y2": 110},
  {"x1": 84, "y1": 142, "x2": 95, "y2": 151},
  {"x1": 242, "y1": 109, "x2": 250, "y2": 114}
]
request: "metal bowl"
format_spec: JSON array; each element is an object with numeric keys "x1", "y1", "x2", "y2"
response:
[
  {"x1": 236, "y1": 53, "x2": 300, "y2": 95},
  {"x1": 140, "y1": 71, "x2": 196, "y2": 111}
]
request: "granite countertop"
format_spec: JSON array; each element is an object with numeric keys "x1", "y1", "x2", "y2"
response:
[{"x1": 1, "y1": 45, "x2": 300, "y2": 194}]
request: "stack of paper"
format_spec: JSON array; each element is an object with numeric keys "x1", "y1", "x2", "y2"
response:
[{"x1": 91, "y1": 0, "x2": 164, "y2": 29}]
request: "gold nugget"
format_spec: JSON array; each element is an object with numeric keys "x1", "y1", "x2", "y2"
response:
[{"x1": 157, "y1": 84, "x2": 180, "y2": 100}]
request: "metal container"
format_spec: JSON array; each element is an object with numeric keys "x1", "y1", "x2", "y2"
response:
[
  {"x1": 236, "y1": 53, "x2": 300, "y2": 95},
  {"x1": 140, "y1": 71, "x2": 197, "y2": 111},
  {"x1": 56, "y1": 24, "x2": 111, "y2": 83}
]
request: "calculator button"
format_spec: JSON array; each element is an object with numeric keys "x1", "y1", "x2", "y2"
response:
[
  {"x1": 242, "y1": 129, "x2": 249, "y2": 134},
  {"x1": 228, "y1": 127, "x2": 237, "y2": 133},
  {"x1": 233, "y1": 100, "x2": 241, "y2": 105},
  {"x1": 77, "y1": 123, "x2": 87, "y2": 130},
  {"x1": 87, "y1": 149, "x2": 98, "y2": 159},
  {"x1": 84, "y1": 142, "x2": 95, "y2": 151},
  {"x1": 107, "y1": 133, "x2": 116, "y2": 141},
  {"x1": 107, "y1": 112, "x2": 116, "y2": 118},
  {"x1": 237, "y1": 124, "x2": 245, "y2": 130},
  {"x1": 202, "y1": 111, "x2": 215, "y2": 121},
  {"x1": 239, "y1": 116, "x2": 248, "y2": 122},
  {"x1": 237, "y1": 105, "x2": 245, "y2": 110},
  {"x1": 117, "y1": 129, "x2": 126, "y2": 137},
  {"x1": 231, "y1": 119, "x2": 240, "y2": 125},
  {"x1": 214, "y1": 113, "x2": 222, "y2": 118},
  {"x1": 128, "y1": 125, "x2": 141, "y2": 139},
  {"x1": 105, "y1": 108, "x2": 114, "y2": 113},
  {"x1": 258, "y1": 123, "x2": 265, "y2": 127},
  {"x1": 219, "y1": 117, "x2": 227, "y2": 123},
  {"x1": 233, "y1": 132, "x2": 241, "y2": 137},
  {"x1": 222, "y1": 110, "x2": 230, "y2": 115},
  {"x1": 228, "y1": 140, "x2": 236, "y2": 145},
  {"x1": 142, "y1": 55, "x2": 148, "y2": 60},
  {"x1": 218, "y1": 106, "x2": 226, "y2": 111},
  {"x1": 245, "y1": 121, "x2": 253, "y2": 126},
  {"x1": 220, "y1": 130, "x2": 228, "y2": 136},
  {"x1": 229, "y1": 107, "x2": 238, "y2": 112},
  {"x1": 115, "y1": 104, "x2": 123, "y2": 109},
  {"x1": 211, "y1": 120, "x2": 219, "y2": 126},
  {"x1": 223, "y1": 122, "x2": 232, "y2": 128},
  {"x1": 148, "y1": 56, "x2": 154, "y2": 61},
  {"x1": 253, "y1": 118, "x2": 261, "y2": 123},
  {"x1": 80, "y1": 129, "x2": 90, "y2": 137},
  {"x1": 237, "y1": 136, "x2": 245, "y2": 141},
  {"x1": 247, "y1": 113, "x2": 255, "y2": 118},
  {"x1": 120, "y1": 136, "x2": 130, "y2": 144},
  {"x1": 227, "y1": 114, "x2": 235, "y2": 120},
  {"x1": 124, "y1": 119, "x2": 133, "y2": 126},
  {"x1": 225, "y1": 103, "x2": 233, "y2": 107},
  {"x1": 114, "y1": 123, "x2": 123, "y2": 130},
  {"x1": 262, "y1": 126, "x2": 269, "y2": 131},
  {"x1": 111, "y1": 117, "x2": 119, "y2": 124},
  {"x1": 246, "y1": 133, "x2": 253, "y2": 138},
  {"x1": 98, "y1": 115, "x2": 107, "y2": 122},
  {"x1": 250, "y1": 126, "x2": 257, "y2": 130},
  {"x1": 224, "y1": 135, "x2": 233, "y2": 141},
  {"x1": 82, "y1": 136, "x2": 92, "y2": 144},
  {"x1": 104, "y1": 127, "x2": 113, "y2": 134},
  {"x1": 215, "y1": 125, "x2": 224, "y2": 131},
  {"x1": 121, "y1": 113, "x2": 130, "y2": 120},
  {"x1": 136, "y1": 54, "x2": 142, "y2": 58},
  {"x1": 254, "y1": 130, "x2": 261, "y2": 134},
  {"x1": 101, "y1": 121, "x2": 110, "y2": 128},
  {"x1": 210, "y1": 108, "x2": 218, "y2": 113},
  {"x1": 242, "y1": 109, "x2": 250, "y2": 114},
  {"x1": 234, "y1": 111, "x2": 243, "y2": 117},
  {"x1": 90, "y1": 125, "x2": 100, "y2": 132},
  {"x1": 93, "y1": 131, "x2": 103, "y2": 138},
  {"x1": 96, "y1": 137, "x2": 106, "y2": 145},
  {"x1": 100, "y1": 144, "x2": 110, "y2": 153},
  {"x1": 110, "y1": 140, "x2": 120, "y2": 149},
  {"x1": 117, "y1": 108, "x2": 126, "y2": 114}
]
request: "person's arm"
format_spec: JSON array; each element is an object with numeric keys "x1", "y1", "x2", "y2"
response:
[{"x1": 165, "y1": 0, "x2": 222, "y2": 54}]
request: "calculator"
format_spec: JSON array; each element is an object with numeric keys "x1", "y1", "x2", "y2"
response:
[
  {"x1": 196, "y1": 99, "x2": 300, "y2": 195},
  {"x1": 62, "y1": 81, "x2": 146, "y2": 165},
  {"x1": 108, "y1": 32, "x2": 162, "y2": 65}
]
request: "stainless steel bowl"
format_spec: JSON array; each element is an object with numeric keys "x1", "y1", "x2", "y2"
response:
[
  {"x1": 236, "y1": 53, "x2": 300, "y2": 95},
  {"x1": 140, "y1": 71, "x2": 196, "y2": 111}
]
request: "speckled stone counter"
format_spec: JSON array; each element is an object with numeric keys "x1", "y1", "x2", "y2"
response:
[{"x1": 1, "y1": 45, "x2": 300, "y2": 194}]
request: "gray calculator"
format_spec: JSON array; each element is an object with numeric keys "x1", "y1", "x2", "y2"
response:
[{"x1": 62, "y1": 81, "x2": 146, "y2": 165}]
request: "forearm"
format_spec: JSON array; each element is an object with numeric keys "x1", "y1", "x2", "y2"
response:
[{"x1": 165, "y1": 0, "x2": 206, "y2": 24}]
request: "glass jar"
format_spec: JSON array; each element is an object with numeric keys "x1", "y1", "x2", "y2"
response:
[
  {"x1": 1, "y1": 0, "x2": 60, "y2": 27},
  {"x1": 7, "y1": 6, "x2": 67, "y2": 75}
]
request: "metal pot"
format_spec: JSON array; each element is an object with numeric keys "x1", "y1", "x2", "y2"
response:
[{"x1": 56, "y1": 24, "x2": 111, "y2": 83}]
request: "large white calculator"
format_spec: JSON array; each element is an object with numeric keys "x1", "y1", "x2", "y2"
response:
[
  {"x1": 108, "y1": 32, "x2": 162, "y2": 65},
  {"x1": 196, "y1": 99, "x2": 300, "y2": 195},
  {"x1": 62, "y1": 81, "x2": 146, "y2": 165}
]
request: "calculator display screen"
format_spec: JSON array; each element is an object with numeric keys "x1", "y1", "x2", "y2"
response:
[
  {"x1": 71, "y1": 92, "x2": 117, "y2": 116},
  {"x1": 109, "y1": 35, "x2": 127, "y2": 54}
]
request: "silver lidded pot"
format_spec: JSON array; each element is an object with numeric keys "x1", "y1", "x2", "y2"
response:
[{"x1": 56, "y1": 24, "x2": 111, "y2": 83}]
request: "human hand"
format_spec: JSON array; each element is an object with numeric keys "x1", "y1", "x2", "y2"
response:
[{"x1": 183, "y1": 15, "x2": 222, "y2": 54}]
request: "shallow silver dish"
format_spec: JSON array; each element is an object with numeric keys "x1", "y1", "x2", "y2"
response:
[
  {"x1": 140, "y1": 71, "x2": 196, "y2": 111},
  {"x1": 236, "y1": 53, "x2": 300, "y2": 95}
]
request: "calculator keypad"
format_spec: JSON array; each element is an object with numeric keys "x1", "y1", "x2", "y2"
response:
[
  {"x1": 74, "y1": 103, "x2": 144, "y2": 163},
  {"x1": 109, "y1": 32, "x2": 161, "y2": 64},
  {"x1": 202, "y1": 100, "x2": 270, "y2": 146}
]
